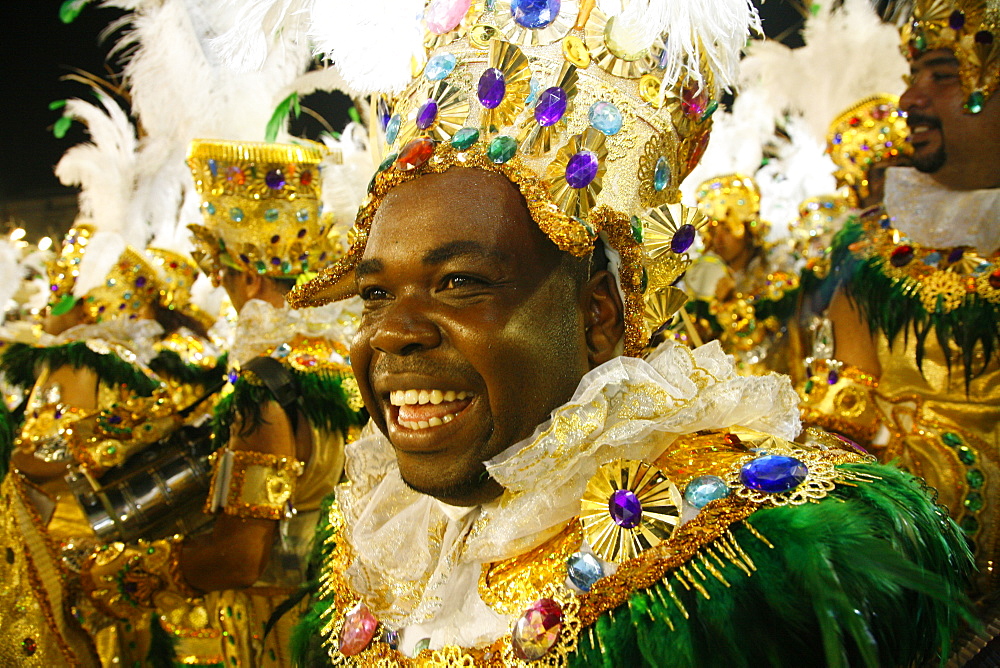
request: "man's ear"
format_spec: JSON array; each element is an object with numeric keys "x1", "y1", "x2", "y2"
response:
[
  {"x1": 582, "y1": 269, "x2": 625, "y2": 367},
  {"x1": 244, "y1": 271, "x2": 264, "y2": 300}
]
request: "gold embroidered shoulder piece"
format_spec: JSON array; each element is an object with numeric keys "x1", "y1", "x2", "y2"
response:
[{"x1": 311, "y1": 428, "x2": 873, "y2": 666}]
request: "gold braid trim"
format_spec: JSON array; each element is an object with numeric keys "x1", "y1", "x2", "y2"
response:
[
  {"x1": 577, "y1": 498, "x2": 759, "y2": 626},
  {"x1": 205, "y1": 449, "x2": 303, "y2": 520}
]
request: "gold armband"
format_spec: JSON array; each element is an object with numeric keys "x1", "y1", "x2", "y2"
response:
[
  {"x1": 205, "y1": 449, "x2": 303, "y2": 520},
  {"x1": 798, "y1": 359, "x2": 880, "y2": 445},
  {"x1": 81, "y1": 535, "x2": 195, "y2": 620}
]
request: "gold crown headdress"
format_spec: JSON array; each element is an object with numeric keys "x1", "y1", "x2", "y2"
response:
[
  {"x1": 900, "y1": 0, "x2": 1000, "y2": 112},
  {"x1": 187, "y1": 140, "x2": 342, "y2": 280},
  {"x1": 790, "y1": 194, "x2": 849, "y2": 252},
  {"x1": 45, "y1": 224, "x2": 161, "y2": 324},
  {"x1": 826, "y1": 95, "x2": 911, "y2": 206},
  {"x1": 287, "y1": 0, "x2": 758, "y2": 356},
  {"x1": 144, "y1": 247, "x2": 218, "y2": 331},
  {"x1": 694, "y1": 173, "x2": 769, "y2": 246},
  {"x1": 79, "y1": 246, "x2": 162, "y2": 323},
  {"x1": 46, "y1": 224, "x2": 96, "y2": 315}
]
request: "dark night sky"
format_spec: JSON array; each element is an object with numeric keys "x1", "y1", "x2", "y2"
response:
[
  {"x1": 1, "y1": 0, "x2": 805, "y2": 202},
  {"x1": 1, "y1": 1, "x2": 126, "y2": 200}
]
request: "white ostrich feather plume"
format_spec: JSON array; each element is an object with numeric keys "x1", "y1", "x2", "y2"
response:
[
  {"x1": 739, "y1": 0, "x2": 907, "y2": 144},
  {"x1": 599, "y1": 0, "x2": 761, "y2": 94},
  {"x1": 755, "y1": 118, "x2": 838, "y2": 241},
  {"x1": 99, "y1": 0, "x2": 313, "y2": 256},
  {"x1": 210, "y1": 0, "x2": 314, "y2": 73},
  {"x1": 307, "y1": 0, "x2": 425, "y2": 94},
  {"x1": 54, "y1": 94, "x2": 142, "y2": 246}
]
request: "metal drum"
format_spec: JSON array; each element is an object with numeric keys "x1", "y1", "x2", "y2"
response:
[{"x1": 65, "y1": 423, "x2": 216, "y2": 542}]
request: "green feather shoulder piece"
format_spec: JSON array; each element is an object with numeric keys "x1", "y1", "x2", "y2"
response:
[
  {"x1": 571, "y1": 462, "x2": 973, "y2": 668},
  {"x1": 821, "y1": 211, "x2": 1000, "y2": 387},
  {"x1": 0, "y1": 341, "x2": 160, "y2": 396},
  {"x1": 148, "y1": 349, "x2": 229, "y2": 390},
  {"x1": 213, "y1": 365, "x2": 366, "y2": 447}
]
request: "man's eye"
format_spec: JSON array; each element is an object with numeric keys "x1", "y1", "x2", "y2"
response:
[
  {"x1": 443, "y1": 275, "x2": 482, "y2": 289},
  {"x1": 360, "y1": 286, "x2": 390, "y2": 301},
  {"x1": 931, "y1": 71, "x2": 958, "y2": 82}
]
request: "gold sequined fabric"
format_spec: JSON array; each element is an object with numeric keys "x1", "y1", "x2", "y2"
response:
[
  {"x1": 870, "y1": 329, "x2": 1000, "y2": 597},
  {"x1": 0, "y1": 474, "x2": 100, "y2": 667}
]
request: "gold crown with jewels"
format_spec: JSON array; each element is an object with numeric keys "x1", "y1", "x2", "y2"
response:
[
  {"x1": 826, "y1": 95, "x2": 911, "y2": 206},
  {"x1": 901, "y1": 0, "x2": 1000, "y2": 113},
  {"x1": 187, "y1": 140, "x2": 342, "y2": 281},
  {"x1": 695, "y1": 173, "x2": 769, "y2": 246},
  {"x1": 288, "y1": 0, "x2": 758, "y2": 355},
  {"x1": 80, "y1": 247, "x2": 162, "y2": 323}
]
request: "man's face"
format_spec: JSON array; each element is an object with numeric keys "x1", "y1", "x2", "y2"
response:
[
  {"x1": 220, "y1": 266, "x2": 250, "y2": 313},
  {"x1": 351, "y1": 168, "x2": 593, "y2": 506},
  {"x1": 706, "y1": 218, "x2": 749, "y2": 265},
  {"x1": 900, "y1": 49, "x2": 1000, "y2": 174}
]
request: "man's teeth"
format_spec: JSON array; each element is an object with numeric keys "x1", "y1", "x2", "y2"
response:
[
  {"x1": 390, "y1": 389, "x2": 473, "y2": 406},
  {"x1": 398, "y1": 414, "x2": 456, "y2": 430}
]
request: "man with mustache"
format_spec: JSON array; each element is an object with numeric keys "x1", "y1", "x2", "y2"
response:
[
  {"x1": 275, "y1": 0, "x2": 974, "y2": 665},
  {"x1": 799, "y1": 0, "x2": 1000, "y2": 630}
]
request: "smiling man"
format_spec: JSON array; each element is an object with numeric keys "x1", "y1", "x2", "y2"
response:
[
  {"x1": 278, "y1": 1, "x2": 975, "y2": 665},
  {"x1": 798, "y1": 0, "x2": 1000, "y2": 624},
  {"x1": 353, "y1": 168, "x2": 604, "y2": 506}
]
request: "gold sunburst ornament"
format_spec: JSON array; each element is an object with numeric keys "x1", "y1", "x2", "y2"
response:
[
  {"x1": 479, "y1": 39, "x2": 533, "y2": 131},
  {"x1": 580, "y1": 459, "x2": 682, "y2": 563},
  {"x1": 639, "y1": 203, "x2": 708, "y2": 291},
  {"x1": 546, "y1": 128, "x2": 607, "y2": 218},
  {"x1": 643, "y1": 286, "x2": 689, "y2": 334},
  {"x1": 395, "y1": 79, "x2": 470, "y2": 147},
  {"x1": 519, "y1": 62, "x2": 579, "y2": 157}
]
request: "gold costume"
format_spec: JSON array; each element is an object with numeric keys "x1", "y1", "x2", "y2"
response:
[{"x1": 801, "y1": 205, "x2": 1000, "y2": 597}]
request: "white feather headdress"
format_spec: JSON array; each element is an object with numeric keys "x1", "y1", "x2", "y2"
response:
[
  {"x1": 682, "y1": 0, "x2": 900, "y2": 239},
  {"x1": 318, "y1": 122, "x2": 376, "y2": 247},
  {"x1": 738, "y1": 0, "x2": 908, "y2": 144},
  {"x1": 101, "y1": 0, "x2": 314, "y2": 254},
  {"x1": 53, "y1": 93, "x2": 144, "y2": 299}
]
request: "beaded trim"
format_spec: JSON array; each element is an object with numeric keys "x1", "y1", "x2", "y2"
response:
[{"x1": 851, "y1": 212, "x2": 1000, "y2": 314}]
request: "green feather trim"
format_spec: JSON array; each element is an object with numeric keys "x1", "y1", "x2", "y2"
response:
[
  {"x1": 213, "y1": 368, "x2": 365, "y2": 447},
  {"x1": 755, "y1": 284, "x2": 800, "y2": 323},
  {"x1": 292, "y1": 597, "x2": 335, "y2": 667},
  {"x1": 0, "y1": 401, "x2": 14, "y2": 479},
  {"x1": 0, "y1": 342, "x2": 160, "y2": 396},
  {"x1": 826, "y1": 217, "x2": 999, "y2": 389},
  {"x1": 149, "y1": 350, "x2": 229, "y2": 391},
  {"x1": 571, "y1": 462, "x2": 974, "y2": 668},
  {"x1": 292, "y1": 493, "x2": 341, "y2": 667},
  {"x1": 147, "y1": 611, "x2": 178, "y2": 668}
]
